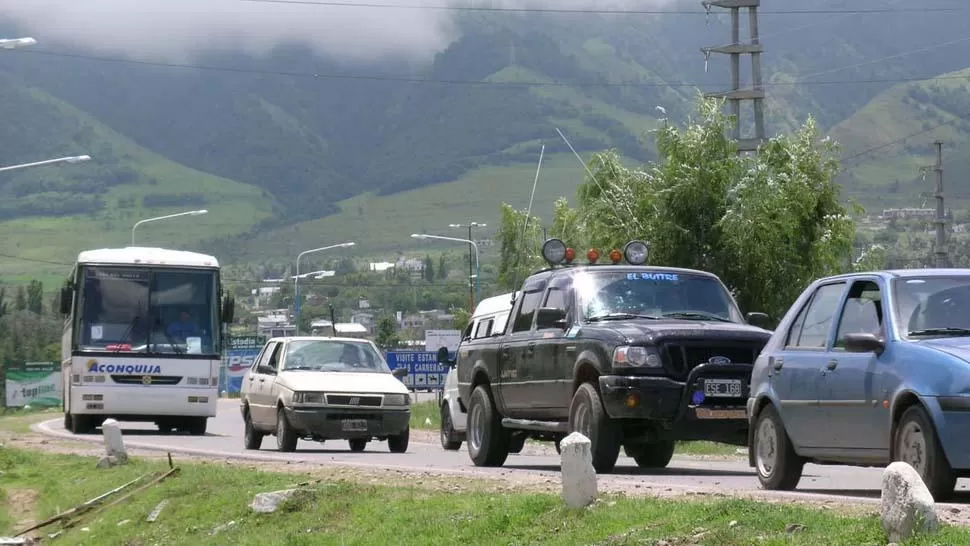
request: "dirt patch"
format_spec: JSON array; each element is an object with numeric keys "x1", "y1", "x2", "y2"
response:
[{"x1": 4, "y1": 487, "x2": 39, "y2": 535}]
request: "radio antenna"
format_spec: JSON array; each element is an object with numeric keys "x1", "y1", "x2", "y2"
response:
[{"x1": 510, "y1": 144, "x2": 545, "y2": 293}]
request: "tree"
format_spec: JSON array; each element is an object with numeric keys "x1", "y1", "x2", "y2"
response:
[
  {"x1": 26, "y1": 280, "x2": 43, "y2": 315},
  {"x1": 437, "y1": 254, "x2": 449, "y2": 280},
  {"x1": 498, "y1": 94, "x2": 867, "y2": 319},
  {"x1": 14, "y1": 286, "x2": 26, "y2": 312},
  {"x1": 496, "y1": 203, "x2": 545, "y2": 290},
  {"x1": 374, "y1": 314, "x2": 400, "y2": 350},
  {"x1": 423, "y1": 254, "x2": 435, "y2": 282}
]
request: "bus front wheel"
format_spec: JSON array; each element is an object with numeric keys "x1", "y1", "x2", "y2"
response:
[{"x1": 184, "y1": 417, "x2": 207, "y2": 436}]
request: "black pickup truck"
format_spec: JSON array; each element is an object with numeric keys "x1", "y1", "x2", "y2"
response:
[{"x1": 454, "y1": 239, "x2": 773, "y2": 473}]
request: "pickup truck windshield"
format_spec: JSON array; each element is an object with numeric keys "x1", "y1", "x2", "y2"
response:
[
  {"x1": 575, "y1": 270, "x2": 743, "y2": 323},
  {"x1": 894, "y1": 276, "x2": 970, "y2": 339}
]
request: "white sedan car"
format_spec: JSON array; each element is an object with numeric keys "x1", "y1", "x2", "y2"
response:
[{"x1": 239, "y1": 336, "x2": 411, "y2": 453}]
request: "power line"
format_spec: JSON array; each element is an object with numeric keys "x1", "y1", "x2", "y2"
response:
[
  {"x1": 238, "y1": 0, "x2": 969, "y2": 16},
  {"x1": 10, "y1": 48, "x2": 970, "y2": 89},
  {"x1": 839, "y1": 108, "x2": 970, "y2": 164}
]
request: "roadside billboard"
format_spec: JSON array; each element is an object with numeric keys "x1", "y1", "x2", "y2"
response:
[{"x1": 4, "y1": 361, "x2": 61, "y2": 408}]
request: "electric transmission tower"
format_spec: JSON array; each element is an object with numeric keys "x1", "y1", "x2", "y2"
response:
[{"x1": 701, "y1": 0, "x2": 766, "y2": 153}]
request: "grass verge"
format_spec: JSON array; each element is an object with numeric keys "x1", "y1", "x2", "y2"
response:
[
  {"x1": 0, "y1": 447, "x2": 960, "y2": 545},
  {"x1": 409, "y1": 400, "x2": 746, "y2": 458}
]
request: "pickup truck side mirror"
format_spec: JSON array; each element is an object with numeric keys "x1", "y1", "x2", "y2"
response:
[
  {"x1": 746, "y1": 311, "x2": 771, "y2": 328},
  {"x1": 536, "y1": 307, "x2": 568, "y2": 329},
  {"x1": 843, "y1": 332, "x2": 885, "y2": 355},
  {"x1": 392, "y1": 367, "x2": 409, "y2": 379}
]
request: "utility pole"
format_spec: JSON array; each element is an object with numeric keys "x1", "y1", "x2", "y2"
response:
[
  {"x1": 701, "y1": 0, "x2": 766, "y2": 153},
  {"x1": 921, "y1": 141, "x2": 948, "y2": 268},
  {"x1": 449, "y1": 222, "x2": 486, "y2": 311}
]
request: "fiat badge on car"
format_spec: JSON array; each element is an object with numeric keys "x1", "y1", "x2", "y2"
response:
[{"x1": 708, "y1": 356, "x2": 732, "y2": 365}]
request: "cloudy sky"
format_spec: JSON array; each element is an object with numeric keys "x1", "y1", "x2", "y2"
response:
[{"x1": 0, "y1": 0, "x2": 680, "y2": 63}]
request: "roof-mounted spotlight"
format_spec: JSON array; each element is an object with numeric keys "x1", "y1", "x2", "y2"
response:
[
  {"x1": 623, "y1": 240, "x2": 650, "y2": 265},
  {"x1": 542, "y1": 238, "x2": 567, "y2": 266}
]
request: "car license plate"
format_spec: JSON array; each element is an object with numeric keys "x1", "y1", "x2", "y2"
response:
[
  {"x1": 695, "y1": 408, "x2": 746, "y2": 420},
  {"x1": 341, "y1": 419, "x2": 367, "y2": 432},
  {"x1": 703, "y1": 378, "x2": 742, "y2": 398}
]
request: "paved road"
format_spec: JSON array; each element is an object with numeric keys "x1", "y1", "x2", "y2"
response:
[{"x1": 33, "y1": 399, "x2": 970, "y2": 507}]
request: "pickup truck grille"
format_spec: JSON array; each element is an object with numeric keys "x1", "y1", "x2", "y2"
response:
[{"x1": 660, "y1": 342, "x2": 762, "y2": 380}]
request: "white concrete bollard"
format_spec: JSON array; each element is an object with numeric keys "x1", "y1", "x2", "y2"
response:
[
  {"x1": 101, "y1": 418, "x2": 128, "y2": 464},
  {"x1": 559, "y1": 431, "x2": 597, "y2": 509},
  {"x1": 881, "y1": 461, "x2": 938, "y2": 543}
]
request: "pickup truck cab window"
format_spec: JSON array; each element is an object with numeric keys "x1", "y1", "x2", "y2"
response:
[
  {"x1": 511, "y1": 289, "x2": 543, "y2": 332},
  {"x1": 573, "y1": 269, "x2": 743, "y2": 323}
]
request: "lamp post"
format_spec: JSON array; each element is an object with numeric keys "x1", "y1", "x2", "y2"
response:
[
  {"x1": 131, "y1": 209, "x2": 208, "y2": 245},
  {"x1": 0, "y1": 37, "x2": 37, "y2": 50},
  {"x1": 412, "y1": 233, "x2": 480, "y2": 309},
  {"x1": 448, "y1": 222, "x2": 485, "y2": 312},
  {"x1": 294, "y1": 242, "x2": 356, "y2": 334},
  {"x1": 0, "y1": 154, "x2": 91, "y2": 173}
]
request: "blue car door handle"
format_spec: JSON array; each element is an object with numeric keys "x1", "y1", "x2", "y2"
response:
[
  {"x1": 772, "y1": 358, "x2": 783, "y2": 371},
  {"x1": 826, "y1": 359, "x2": 838, "y2": 370}
]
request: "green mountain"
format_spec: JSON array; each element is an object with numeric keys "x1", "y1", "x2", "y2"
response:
[{"x1": 1, "y1": 0, "x2": 970, "y2": 274}]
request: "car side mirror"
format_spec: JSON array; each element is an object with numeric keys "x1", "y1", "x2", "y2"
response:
[
  {"x1": 392, "y1": 367, "x2": 409, "y2": 379},
  {"x1": 59, "y1": 287, "x2": 72, "y2": 315},
  {"x1": 436, "y1": 346, "x2": 452, "y2": 365},
  {"x1": 536, "y1": 307, "x2": 568, "y2": 329},
  {"x1": 257, "y1": 365, "x2": 277, "y2": 375},
  {"x1": 843, "y1": 332, "x2": 885, "y2": 355},
  {"x1": 746, "y1": 311, "x2": 771, "y2": 328}
]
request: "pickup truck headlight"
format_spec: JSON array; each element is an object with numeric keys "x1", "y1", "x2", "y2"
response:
[
  {"x1": 292, "y1": 391, "x2": 326, "y2": 404},
  {"x1": 383, "y1": 394, "x2": 410, "y2": 406},
  {"x1": 613, "y1": 346, "x2": 663, "y2": 368}
]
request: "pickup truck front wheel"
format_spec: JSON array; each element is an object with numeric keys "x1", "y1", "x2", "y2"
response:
[
  {"x1": 467, "y1": 385, "x2": 510, "y2": 467},
  {"x1": 569, "y1": 382, "x2": 622, "y2": 473}
]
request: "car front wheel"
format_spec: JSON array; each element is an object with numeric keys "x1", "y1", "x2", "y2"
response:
[
  {"x1": 894, "y1": 405, "x2": 957, "y2": 501},
  {"x1": 388, "y1": 427, "x2": 409, "y2": 453},
  {"x1": 752, "y1": 404, "x2": 803, "y2": 490},
  {"x1": 276, "y1": 408, "x2": 298, "y2": 452},
  {"x1": 440, "y1": 404, "x2": 463, "y2": 451}
]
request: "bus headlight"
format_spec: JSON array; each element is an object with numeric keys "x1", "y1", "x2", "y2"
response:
[
  {"x1": 383, "y1": 394, "x2": 410, "y2": 406},
  {"x1": 292, "y1": 392, "x2": 326, "y2": 404}
]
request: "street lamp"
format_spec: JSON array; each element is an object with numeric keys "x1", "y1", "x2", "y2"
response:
[
  {"x1": 412, "y1": 233, "x2": 480, "y2": 308},
  {"x1": 0, "y1": 37, "x2": 37, "y2": 50},
  {"x1": 449, "y1": 222, "x2": 486, "y2": 312},
  {"x1": 131, "y1": 209, "x2": 208, "y2": 245},
  {"x1": 0, "y1": 155, "x2": 91, "y2": 173},
  {"x1": 295, "y1": 242, "x2": 356, "y2": 334}
]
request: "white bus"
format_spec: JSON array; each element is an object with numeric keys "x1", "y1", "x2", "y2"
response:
[{"x1": 59, "y1": 246, "x2": 235, "y2": 435}]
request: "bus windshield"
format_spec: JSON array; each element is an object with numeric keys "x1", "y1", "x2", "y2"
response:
[{"x1": 75, "y1": 266, "x2": 220, "y2": 355}]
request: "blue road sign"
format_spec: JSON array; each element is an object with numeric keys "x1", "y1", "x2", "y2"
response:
[{"x1": 384, "y1": 351, "x2": 452, "y2": 391}]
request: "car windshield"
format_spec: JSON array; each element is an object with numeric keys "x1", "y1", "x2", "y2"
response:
[
  {"x1": 893, "y1": 276, "x2": 970, "y2": 339},
  {"x1": 575, "y1": 269, "x2": 743, "y2": 323},
  {"x1": 282, "y1": 340, "x2": 390, "y2": 373}
]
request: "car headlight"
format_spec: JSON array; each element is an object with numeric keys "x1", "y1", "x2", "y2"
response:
[
  {"x1": 612, "y1": 346, "x2": 663, "y2": 368},
  {"x1": 383, "y1": 394, "x2": 410, "y2": 406},
  {"x1": 292, "y1": 391, "x2": 326, "y2": 404}
]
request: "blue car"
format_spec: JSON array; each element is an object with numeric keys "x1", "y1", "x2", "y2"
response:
[{"x1": 747, "y1": 269, "x2": 970, "y2": 500}]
